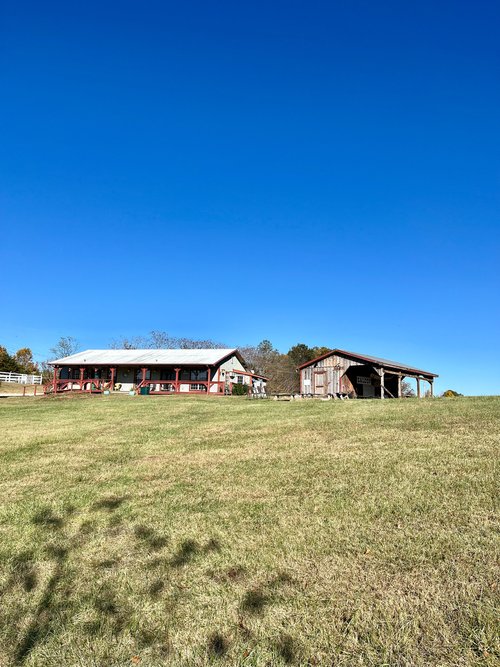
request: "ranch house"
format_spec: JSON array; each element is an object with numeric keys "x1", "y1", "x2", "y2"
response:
[
  {"x1": 298, "y1": 349, "x2": 437, "y2": 399},
  {"x1": 48, "y1": 348, "x2": 267, "y2": 396}
]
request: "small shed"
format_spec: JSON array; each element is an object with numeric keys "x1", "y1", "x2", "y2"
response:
[{"x1": 298, "y1": 349, "x2": 438, "y2": 398}]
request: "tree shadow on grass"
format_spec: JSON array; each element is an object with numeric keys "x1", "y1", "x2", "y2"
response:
[
  {"x1": 92, "y1": 495, "x2": 129, "y2": 512},
  {"x1": 134, "y1": 524, "x2": 168, "y2": 551},
  {"x1": 276, "y1": 634, "x2": 298, "y2": 664},
  {"x1": 240, "y1": 588, "x2": 270, "y2": 615},
  {"x1": 14, "y1": 550, "x2": 67, "y2": 664},
  {"x1": 208, "y1": 632, "x2": 229, "y2": 658},
  {"x1": 31, "y1": 507, "x2": 64, "y2": 529},
  {"x1": 170, "y1": 539, "x2": 199, "y2": 567}
]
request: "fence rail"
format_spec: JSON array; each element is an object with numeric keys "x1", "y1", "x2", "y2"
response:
[{"x1": 0, "y1": 371, "x2": 43, "y2": 385}]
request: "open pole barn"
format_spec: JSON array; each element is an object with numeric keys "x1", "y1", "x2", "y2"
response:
[{"x1": 298, "y1": 349, "x2": 437, "y2": 399}]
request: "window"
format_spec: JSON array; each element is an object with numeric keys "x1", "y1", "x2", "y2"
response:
[
  {"x1": 237, "y1": 375, "x2": 244, "y2": 384},
  {"x1": 159, "y1": 383, "x2": 175, "y2": 392},
  {"x1": 190, "y1": 384, "x2": 207, "y2": 391},
  {"x1": 160, "y1": 369, "x2": 176, "y2": 381},
  {"x1": 180, "y1": 369, "x2": 208, "y2": 381},
  {"x1": 59, "y1": 368, "x2": 69, "y2": 380}
]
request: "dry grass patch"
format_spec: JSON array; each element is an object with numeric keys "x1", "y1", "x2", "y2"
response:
[{"x1": 0, "y1": 394, "x2": 498, "y2": 666}]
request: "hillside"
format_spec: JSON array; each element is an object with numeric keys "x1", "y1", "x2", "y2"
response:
[{"x1": 0, "y1": 395, "x2": 498, "y2": 666}]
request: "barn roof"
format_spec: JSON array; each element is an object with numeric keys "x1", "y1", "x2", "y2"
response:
[
  {"x1": 298, "y1": 349, "x2": 438, "y2": 378},
  {"x1": 50, "y1": 348, "x2": 241, "y2": 366}
]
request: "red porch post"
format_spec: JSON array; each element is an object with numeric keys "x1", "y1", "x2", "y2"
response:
[
  {"x1": 207, "y1": 365, "x2": 211, "y2": 394},
  {"x1": 110, "y1": 367, "x2": 116, "y2": 390},
  {"x1": 174, "y1": 368, "x2": 180, "y2": 393},
  {"x1": 80, "y1": 367, "x2": 84, "y2": 390},
  {"x1": 53, "y1": 366, "x2": 59, "y2": 393}
]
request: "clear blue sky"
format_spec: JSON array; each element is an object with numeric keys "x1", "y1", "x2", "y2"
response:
[{"x1": 1, "y1": 1, "x2": 499, "y2": 395}]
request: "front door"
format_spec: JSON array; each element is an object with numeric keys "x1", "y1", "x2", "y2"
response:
[{"x1": 314, "y1": 372, "x2": 326, "y2": 395}]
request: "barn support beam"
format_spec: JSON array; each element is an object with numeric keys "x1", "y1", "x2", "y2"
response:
[
  {"x1": 417, "y1": 377, "x2": 421, "y2": 399},
  {"x1": 398, "y1": 375, "x2": 402, "y2": 398},
  {"x1": 430, "y1": 379, "x2": 433, "y2": 398},
  {"x1": 380, "y1": 369, "x2": 385, "y2": 399}
]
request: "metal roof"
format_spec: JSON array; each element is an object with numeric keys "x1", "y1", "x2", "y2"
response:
[
  {"x1": 50, "y1": 349, "x2": 240, "y2": 366},
  {"x1": 298, "y1": 348, "x2": 438, "y2": 378}
]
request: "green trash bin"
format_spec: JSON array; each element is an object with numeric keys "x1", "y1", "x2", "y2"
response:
[{"x1": 140, "y1": 386, "x2": 150, "y2": 395}]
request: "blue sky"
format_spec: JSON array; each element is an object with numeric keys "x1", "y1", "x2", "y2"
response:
[{"x1": 1, "y1": 1, "x2": 499, "y2": 395}]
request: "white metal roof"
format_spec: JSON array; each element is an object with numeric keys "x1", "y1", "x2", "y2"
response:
[{"x1": 50, "y1": 349, "x2": 239, "y2": 366}]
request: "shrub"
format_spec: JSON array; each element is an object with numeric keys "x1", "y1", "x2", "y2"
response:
[{"x1": 232, "y1": 383, "x2": 248, "y2": 396}]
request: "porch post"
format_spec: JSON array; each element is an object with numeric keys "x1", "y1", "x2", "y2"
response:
[
  {"x1": 207, "y1": 365, "x2": 211, "y2": 394},
  {"x1": 397, "y1": 375, "x2": 402, "y2": 398},
  {"x1": 417, "y1": 377, "x2": 421, "y2": 399},
  {"x1": 141, "y1": 367, "x2": 147, "y2": 384},
  {"x1": 80, "y1": 367, "x2": 84, "y2": 389},
  {"x1": 174, "y1": 368, "x2": 180, "y2": 393},
  {"x1": 380, "y1": 369, "x2": 385, "y2": 399},
  {"x1": 110, "y1": 367, "x2": 116, "y2": 390},
  {"x1": 430, "y1": 379, "x2": 433, "y2": 398},
  {"x1": 53, "y1": 366, "x2": 59, "y2": 393}
]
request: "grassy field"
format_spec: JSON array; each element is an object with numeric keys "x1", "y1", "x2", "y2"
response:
[
  {"x1": 0, "y1": 394, "x2": 498, "y2": 667},
  {"x1": 0, "y1": 382, "x2": 41, "y2": 396}
]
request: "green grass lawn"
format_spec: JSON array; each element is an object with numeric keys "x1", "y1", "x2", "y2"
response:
[{"x1": 0, "y1": 394, "x2": 498, "y2": 666}]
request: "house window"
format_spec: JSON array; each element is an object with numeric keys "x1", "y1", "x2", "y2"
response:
[
  {"x1": 237, "y1": 375, "x2": 244, "y2": 384},
  {"x1": 190, "y1": 383, "x2": 207, "y2": 391},
  {"x1": 180, "y1": 369, "x2": 208, "y2": 381},
  {"x1": 160, "y1": 369, "x2": 176, "y2": 381},
  {"x1": 59, "y1": 368, "x2": 69, "y2": 379}
]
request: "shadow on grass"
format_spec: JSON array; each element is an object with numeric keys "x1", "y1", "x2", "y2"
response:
[
  {"x1": 14, "y1": 550, "x2": 67, "y2": 664},
  {"x1": 134, "y1": 524, "x2": 168, "y2": 551},
  {"x1": 240, "y1": 587, "x2": 270, "y2": 615},
  {"x1": 276, "y1": 634, "x2": 298, "y2": 664},
  {"x1": 170, "y1": 539, "x2": 199, "y2": 567},
  {"x1": 208, "y1": 632, "x2": 229, "y2": 657},
  {"x1": 92, "y1": 495, "x2": 129, "y2": 512},
  {"x1": 31, "y1": 507, "x2": 64, "y2": 529}
]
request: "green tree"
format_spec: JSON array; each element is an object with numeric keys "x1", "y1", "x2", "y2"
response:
[
  {"x1": 0, "y1": 346, "x2": 21, "y2": 372},
  {"x1": 14, "y1": 348, "x2": 39, "y2": 374}
]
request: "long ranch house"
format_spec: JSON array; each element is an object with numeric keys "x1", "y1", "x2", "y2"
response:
[
  {"x1": 299, "y1": 349, "x2": 437, "y2": 399},
  {"x1": 48, "y1": 349, "x2": 267, "y2": 396}
]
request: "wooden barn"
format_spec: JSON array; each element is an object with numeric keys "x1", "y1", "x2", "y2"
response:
[
  {"x1": 47, "y1": 348, "x2": 267, "y2": 396},
  {"x1": 298, "y1": 349, "x2": 437, "y2": 399}
]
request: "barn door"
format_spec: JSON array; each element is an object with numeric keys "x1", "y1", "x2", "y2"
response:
[{"x1": 314, "y1": 372, "x2": 326, "y2": 395}]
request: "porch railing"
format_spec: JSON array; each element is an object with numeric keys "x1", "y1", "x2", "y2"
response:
[
  {"x1": 135, "y1": 379, "x2": 228, "y2": 395},
  {"x1": 44, "y1": 379, "x2": 111, "y2": 394}
]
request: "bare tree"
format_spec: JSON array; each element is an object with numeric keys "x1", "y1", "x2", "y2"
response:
[
  {"x1": 110, "y1": 331, "x2": 227, "y2": 350},
  {"x1": 50, "y1": 336, "x2": 80, "y2": 360},
  {"x1": 401, "y1": 380, "x2": 415, "y2": 397}
]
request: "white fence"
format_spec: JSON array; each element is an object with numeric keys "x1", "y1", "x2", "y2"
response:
[{"x1": 0, "y1": 371, "x2": 43, "y2": 385}]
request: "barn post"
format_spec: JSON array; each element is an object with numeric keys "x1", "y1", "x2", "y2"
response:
[
  {"x1": 110, "y1": 367, "x2": 116, "y2": 390},
  {"x1": 207, "y1": 365, "x2": 211, "y2": 394},
  {"x1": 141, "y1": 367, "x2": 147, "y2": 387},
  {"x1": 174, "y1": 368, "x2": 180, "y2": 393},
  {"x1": 52, "y1": 366, "x2": 59, "y2": 393},
  {"x1": 397, "y1": 375, "x2": 402, "y2": 398},
  {"x1": 380, "y1": 368, "x2": 385, "y2": 399},
  {"x1": 417, "y1": 377, "x2": 421, "y2": 399},
  {"x1": 79, "y1": 367, "x2": 84, "y2": 390}
]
